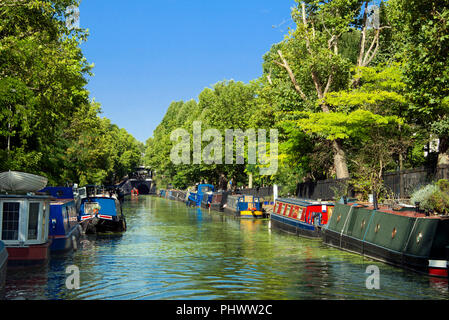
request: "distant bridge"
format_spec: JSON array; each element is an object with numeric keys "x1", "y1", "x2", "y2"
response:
[{"x1": 118, "y1": 166, "x2": 156, "y2": 195}]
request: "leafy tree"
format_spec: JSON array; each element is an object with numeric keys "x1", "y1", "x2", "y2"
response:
[
  {"x1": 263, "y1": 1, "x2": 390, "y2": 179},
  {"x1": 389, "y1": 0, "x2": 449, "y2": 167}
]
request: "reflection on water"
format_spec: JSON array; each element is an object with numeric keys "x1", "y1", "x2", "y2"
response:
[{"x1": 4, "y1": 196, "x2": 449, "y2": 300}]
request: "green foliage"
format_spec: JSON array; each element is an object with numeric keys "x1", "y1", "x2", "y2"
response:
[
  {"x1": 140, "y1": 0, "x2": 448, "y2": 196},
  {"x1": 410, "y1": 180, "x2": 449, "y2": 215},
  {"x1": 144, "y1": 80, "x2": 263, "y2": 188},
  {"x1": 297, "y1": 109, "x2": 403, "y2": 141},
  {"x1": 0, "y1": 1, "x2": 141, "y2": 186},
  {"x1": 389, "y1": 0, "x2": 449, "y2": 163}
]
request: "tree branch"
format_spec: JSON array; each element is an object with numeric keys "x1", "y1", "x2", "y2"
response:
[
  {"x1": 357, "y1": 1, "x2": 369, "y2": 67},
  {"x1": 275, "y1": 50, "x2": 308, "y2": 102}
]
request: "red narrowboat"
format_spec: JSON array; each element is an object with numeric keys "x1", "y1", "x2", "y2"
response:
[{"x1": 271, "y1": 198, "x2": 334, "y2": 238}]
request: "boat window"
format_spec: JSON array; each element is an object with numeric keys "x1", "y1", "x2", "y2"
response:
[
  {"x1": 66, "y1": 207, "x2": 71, "y2": 228},
  {"x1": 28, "y1": 203, "x2": 40, "y2": 240},
  {"x1": 2, "y1": 202, "x2": 20, "y2": 241},
  {"x1": 78, "y1": 188, "x2": 86, "y2": 197},
  {"x1": 84, "y1": 202, "x2": 101, "y2": 214},
  {"x1": 41, "y1": 204, "x2": 47, "y2": 241}
]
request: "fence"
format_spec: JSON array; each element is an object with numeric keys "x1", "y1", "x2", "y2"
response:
[
  {"x1": 235, "y1": 186, "x2": 277, "y2": 199},
  {"x1": 296, "y1": 165, "x2": 449, "y2": 201}
]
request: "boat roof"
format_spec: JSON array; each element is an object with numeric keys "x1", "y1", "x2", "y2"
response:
[
  {"x1": 40, "y1": 187, "x2": 74, "y2": 199},
  {"x1": 276, "y1": 197, "x2": 334, "y2": 206},
  {"x1": 0, "y1": 193, "x2": 51, "y2": 200},
  {"x1": 50, "y1": 199, "x2": 74, "y2": 206},
  {"x1": 228, "y1": 194, "x2": 260, "y2": 199},
  {"x1": 82, "y1": 196, "x2": 117, "y2": 202}
]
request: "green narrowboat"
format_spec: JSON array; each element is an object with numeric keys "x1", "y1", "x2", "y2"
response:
[{"x1": 322, "y1": 203, "x2": 449, "y2": 278}]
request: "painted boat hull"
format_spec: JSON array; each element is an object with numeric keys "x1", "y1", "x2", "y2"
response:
[
  {"x1": 95, "y1": 216, "x2": 127, "y2": 233},
  {"x1": 6, "y1": 242, "x2": 51, "y2": 267},
  {"x1": 322, "y1": 203, "x2": 449, "y2": 277},
  {"x1": 0, "y1": 241, "x2": 7, "y2": 297},
  {"x1": 271, "y1": 213, "x2": 323, "y2": 238},
  {"x1": 49, "y1": 225, "x2": 82, "y2": 253},
  {"x1": 47, "y1": 196, "x2": 83, "y2": 253},
  {"x1": 79, "y1": 196, "x2": 126, "y2": 234},
  {"x1": 223, "y1": 207, "x2": 265, "y2": 219},
  {"x1": 224, "y1": 194, "x2": 265, "y2": 219},
  {"x1": 270, "y1": 198, "x2": 334, "y2": 238}
]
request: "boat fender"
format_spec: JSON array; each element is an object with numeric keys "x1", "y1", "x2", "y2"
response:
[{"x1": 72, "y1": 235, "x2": 77, "y2": 251}]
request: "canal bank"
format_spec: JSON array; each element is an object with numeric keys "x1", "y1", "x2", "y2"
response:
[{"x1": 3, "y1": 196, "x2": 449, "y2": 300}]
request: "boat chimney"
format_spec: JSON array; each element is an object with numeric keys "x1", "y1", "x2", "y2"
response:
[{"x1": 373, "y1": 191, "x2": 379, "y2": 210}]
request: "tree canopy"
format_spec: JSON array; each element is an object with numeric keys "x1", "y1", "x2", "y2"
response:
[
  {"x1": 0, "y1": 0, "x2": 142, "y2": 186},
  {"x1": 145, "y1": 0, "x2": 449, "y2": 199}
]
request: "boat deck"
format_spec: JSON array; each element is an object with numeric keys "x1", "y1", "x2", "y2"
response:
[{"x1": 352, "y1": 204, "x2": 445, "y2": 219}]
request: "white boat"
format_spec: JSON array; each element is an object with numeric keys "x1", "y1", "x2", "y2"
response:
[{"x1": 0, "y1": 171, "x2": 48, "y2": 193}]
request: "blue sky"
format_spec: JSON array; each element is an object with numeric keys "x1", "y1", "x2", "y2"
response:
[{"x1": 79, "y1": 0, "x2": 296, "y2": 143}]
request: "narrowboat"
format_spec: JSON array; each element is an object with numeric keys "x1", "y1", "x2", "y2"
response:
[
  {"x1": 0, "y1": 240, "x2": 7, "y2": 296},
  {"x1": 79, "y1": 186, "x2": 126, "y2": 234},
  {"x1": 186, "y1": 184, "x2": 214, "y2": 207},
  {"x1": 271, "y1": 198, "x2": 334, "y2": 238},
  {"x1": 201, "y1": 191, "x2": 229, "y2": 212},
  {"x1": 224, "y1": 195, "x2": 264, "y2": 219},
  {"x1": 40, "y1": 187, "x2": 82, "y2": 253},
  {"x1": 322, "y1": 203, "x2": 449, "y2": 278},
  {"x1": 1, "y1": 195, "x2": 52, "y2": 266}
]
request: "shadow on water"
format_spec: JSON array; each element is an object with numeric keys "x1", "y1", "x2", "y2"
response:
[{"x1": 3, "y1": 195, "x2": 449, "y2": 300}]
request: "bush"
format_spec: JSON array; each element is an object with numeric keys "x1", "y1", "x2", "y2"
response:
[{"x1": 410, "y1": 180, "x2": 449, "y2": 215}]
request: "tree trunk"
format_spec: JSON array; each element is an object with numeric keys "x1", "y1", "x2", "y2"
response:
[
  {"x1": 332, "y1": 139, "x2": 349, "y2": 179},
  {"x1": 437, "y1": 136, "x2": 449, "y2": 167},
  {"x1": 248, "y1": 172, "x2": 253, "y2": 189}
]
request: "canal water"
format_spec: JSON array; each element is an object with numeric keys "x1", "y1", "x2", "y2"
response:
[{"x1": 3, "y1": 196, "x2": 449, "y2": 300}]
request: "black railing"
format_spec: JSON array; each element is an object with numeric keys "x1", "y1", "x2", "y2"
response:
[{"x1": 296, "y1": 165, "x2": 449, "y2": 201}]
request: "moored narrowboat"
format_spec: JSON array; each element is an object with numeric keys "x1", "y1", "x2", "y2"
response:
[
  {"x1": 0, "y1": 240, "x2": 7, "y2": 296},
  {"x1": 187, "y1": 184, "x2": 215, "y2": 207},
  {"x1": 0, "y1": 193, "x2": 52, "y2": 266},
  {"x1": 79, "y1": 186, "x2": 126, "y2": 234},
  {"x1": 40, "y1": 187, "x2": 82, "y2": 253},
  {"x1": 224, "y1": 195, "x2": 264, "y2": 219},
  {"x1": 322, "y1": 203, "x2": 449, "y2": 278},
  {"x1": 271, "y1": 198, "x2": 334, "y2": 238},
  {"x1": 0, "y1": 171, "x2": 52, "y2": 266},
  {"x1": 201, "y1": 191, "x2": 229, "y2": 212}
]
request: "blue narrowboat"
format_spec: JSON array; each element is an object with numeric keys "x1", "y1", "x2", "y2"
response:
[
  {"x1": 271, "y1": 198, "x2": 334, "y2": 238},
  {"x1": 40, "y1": 187, "x2": 82, "y2": 253},
  {"x1": 224, "y1": 194, "x2": 265, "y2": 219},
  {"x1": 187, "y1": 184, "x2": 215, "y2": 207},
  {"x1": 201, "y1": 191, "x2": 229, "y2": 212},
  {"x1": 79, "y1": 186, "x2": 126, "y2": 234},
  {"x1": 0, "y1": 240, "x2": 7, "y2": 296}
]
